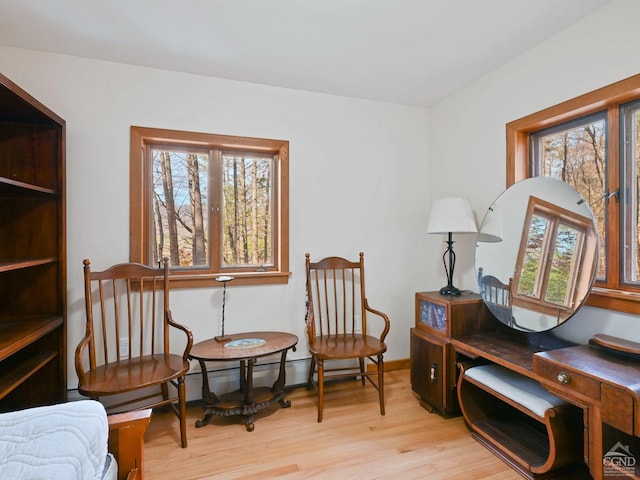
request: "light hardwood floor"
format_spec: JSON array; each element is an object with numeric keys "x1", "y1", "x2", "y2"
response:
[{"x1": 144, "y1": 369, "x2": 521, "y2": 480}]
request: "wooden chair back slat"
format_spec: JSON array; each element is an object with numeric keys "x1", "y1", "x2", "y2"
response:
[
  {"x1": 147, "y1": 277, "x2": 153, "y2": 356},
  {"x1": 313, "y1": 269, "x2": 324, "y2": 336},
  {"x1": 478, "y1": 267, "x2": 513, "y2": 326},
  {"x1": 98, "y1": 280, "x2": 109, "y2": 364}
]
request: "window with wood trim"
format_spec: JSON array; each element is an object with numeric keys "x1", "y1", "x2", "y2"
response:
[
  {"x1": 507, "y1": 74, "x2": 640, "y2": 314},
  {"x1": 512, "y1": 196, "x2": 597, "y2": 321},
  {"x1": 130, "y1": 126, "x2": 290, "y2": 287}
]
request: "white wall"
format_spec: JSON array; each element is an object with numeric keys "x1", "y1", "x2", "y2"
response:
[
  {"x1": 428, "y1": 0, "x2": 640, "y2": 344},
  {"x1": 0, "y1": 47, "x2": 430, "y2": 390}
]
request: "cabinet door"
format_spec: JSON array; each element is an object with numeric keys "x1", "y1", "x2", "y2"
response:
[{"x1": 411, "y1": 329, "x2": 446, "y2": 413}]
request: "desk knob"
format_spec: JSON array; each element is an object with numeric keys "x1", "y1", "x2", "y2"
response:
[{"x1": 557, "y1": 371, "x2": 572, "y2": 384}]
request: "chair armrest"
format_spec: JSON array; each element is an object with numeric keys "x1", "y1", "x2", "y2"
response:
[
  {"x1": 74, "y1": 333, "x2": 92, "y2": 384},
  {"x1": 108, "y1": 409, "x2": 152, "y2": 480},
  {"x1": 305, "y1": 301, "x2": 316, "y2": 342},
  {"x1": 363, "y1": 299, "x2": 390, "y2": 342},
  {"x1": 166, "y1": 310, "x2": 194, "y2": 362}
]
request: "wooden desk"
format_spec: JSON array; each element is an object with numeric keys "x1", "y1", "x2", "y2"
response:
[
  {"x1": 189, "y1": 331, "x2": 298, "y2": 431},
  {"x1": 534, "y1": 345, "x2": 640, "y2": 480},
  {"x1": 452, "y1": 330, "x2": 640, "y2": 479}
]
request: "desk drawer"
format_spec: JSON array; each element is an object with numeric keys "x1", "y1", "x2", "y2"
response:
[
  {"x1": 535, "y1": 359, "x2": 600, "y2": 400},
  {"x1": 602, "y1": 384, "x2": 634, "y2": 435}
]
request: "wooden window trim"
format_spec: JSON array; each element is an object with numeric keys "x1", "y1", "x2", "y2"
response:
[
  {"x1": 506, "y1": 74, "x2": 640, "y2": 314},
  {"x1": 130, "y1": 126, "x2": 290, "y2": 288}
]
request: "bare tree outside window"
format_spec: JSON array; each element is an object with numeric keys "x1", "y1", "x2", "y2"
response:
[
  {"x1": 222, "y1": 154, "x2": 273, "y2": 268},
  {"x1": 622, "y1": 102, "x2": 640, "y2": 284},
  {"x1": 152, "y1": 148, "x2": 209, "y2": 268}
]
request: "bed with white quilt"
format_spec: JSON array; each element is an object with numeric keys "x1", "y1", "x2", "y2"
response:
[{"x1": 0, "y1": 400, "x2": 150, "y2": 480}]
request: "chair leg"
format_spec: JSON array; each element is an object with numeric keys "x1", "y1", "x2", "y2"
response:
[
  {"x1": 161, "y1": 382, "x2": 169, "y2": 400},
  {"x1": 358, "y1": 357, "x2": 366, "y2": 385},
  {"x1": 317, "y1": 359, "x2": 324, "y2": 423},
  {"x1": 178, "y1": 376, "x2": 187, "y2": 448},
  {"x1": 378, "y1": 354, "x2": 385, "y2": 416},
  {"x1": 161, "y1": 382, "x2": 170, "y2": 412},
  {"x1": 307, "y1": 356, "x2": 316, "y2": 389}
]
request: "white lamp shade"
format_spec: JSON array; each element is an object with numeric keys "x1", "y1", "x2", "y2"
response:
[{"x1": 427, "y1": 197, "x2": 478, "y2": 234}]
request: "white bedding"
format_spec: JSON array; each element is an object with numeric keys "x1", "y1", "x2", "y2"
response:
[{"x1": 0, "y1": 400, "x2": 113, "y2": 480}]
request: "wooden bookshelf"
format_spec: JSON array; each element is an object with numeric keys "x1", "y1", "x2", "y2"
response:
[{"x1": 0, "y1": 73, "x2": 66, "y2": 411}]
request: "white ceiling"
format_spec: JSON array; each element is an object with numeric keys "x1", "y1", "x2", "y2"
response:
[{"x1": 0, "y1": 0, "x2": 612, "y2": 107}]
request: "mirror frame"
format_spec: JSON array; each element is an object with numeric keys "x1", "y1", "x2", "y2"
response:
[{"x1": 476, "y1": 177, "x2": 599, "y2": 332}]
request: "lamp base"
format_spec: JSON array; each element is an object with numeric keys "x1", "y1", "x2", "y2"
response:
[
  {"x1": 214, "y1": 335, "x2": 233, "y2": 343},
  {"x1": 439, "y1": 285, "x2": 462, "y2": 296}
]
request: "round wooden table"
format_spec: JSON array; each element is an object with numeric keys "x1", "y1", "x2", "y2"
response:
[{"x1": 189, "y1": 331, "x2": 298, "y2": 431}]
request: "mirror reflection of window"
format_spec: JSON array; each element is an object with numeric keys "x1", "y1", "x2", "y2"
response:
[
  {"x1": 512, "y1": 196, "x2": 594, "y2": 321},
  {"x1": 546, "y1": 223, "x2": 580, "y2": 306},
  {"x1": 518, "y1": 214, "x2": 549, "y2": 298}
]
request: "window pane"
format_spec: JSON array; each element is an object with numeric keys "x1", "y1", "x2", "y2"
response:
[
  {"x1": 622, "y1": 103, "x2": 640, "y2": 284},
  {"x1": 518, "y1": 214, "x2": 548, "y2": 298},
  {"x1": 532, "y1": 116, "x2": 606, "y2": 279},
  {"x1": 151, "y1": 148, "x2": 209, "y2": 268},
  {"x1": 546, "y1": 224, "x2": 579, "y2": 306},
  {"x1": 222, "y1": 154, "x2": 273, "y2": 268}
]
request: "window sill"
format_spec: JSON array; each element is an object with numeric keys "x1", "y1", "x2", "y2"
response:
[
  {"x1": 586, "y1": 287, "x2": 640, "y2": 315},
  {"x1": 168, "y1": 271, "x2": 291, "y2": 289}
]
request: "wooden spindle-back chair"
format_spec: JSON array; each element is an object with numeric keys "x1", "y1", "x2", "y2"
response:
[
  {"x1": 305, "y1": 252, "x2": 390, "y2": 422},
  {"x1": 75, "y1": 258, "x2": 193, "y2": 448},
  {"x1": 478, "y1": 267, "x2": 514, "y2": 327}
]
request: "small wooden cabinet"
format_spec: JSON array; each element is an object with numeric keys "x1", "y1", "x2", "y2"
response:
[
  {"x1": 0, "y1": 73, "x2": 66, "y2": 410},
  {"x1": 410, "y1": 291, "x2": 494, "y2": 414}
]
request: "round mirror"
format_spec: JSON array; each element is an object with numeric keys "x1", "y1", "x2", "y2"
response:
[{"x1": 475, "y1": 177, "x2": 599, "y2": 332}]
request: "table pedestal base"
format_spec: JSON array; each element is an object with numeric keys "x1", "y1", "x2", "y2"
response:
[
  {"x1": 194, "y1": 344, "x2": 293, "y2": 431},
  {"x1": 196, "y1": 386, "x2": 291, "y2": 431}
]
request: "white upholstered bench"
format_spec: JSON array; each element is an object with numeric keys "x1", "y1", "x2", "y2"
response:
[{"x1": 464, "y1": 364, "x2": 568, "y2": 418}]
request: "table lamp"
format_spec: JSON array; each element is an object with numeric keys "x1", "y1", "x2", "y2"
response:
[
  {"x1": 214, "y1": 275, "x2": 234, "y2": 342},
  {"x1": 427, "y1": 197, "x2": 477, "y2": 295}
]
